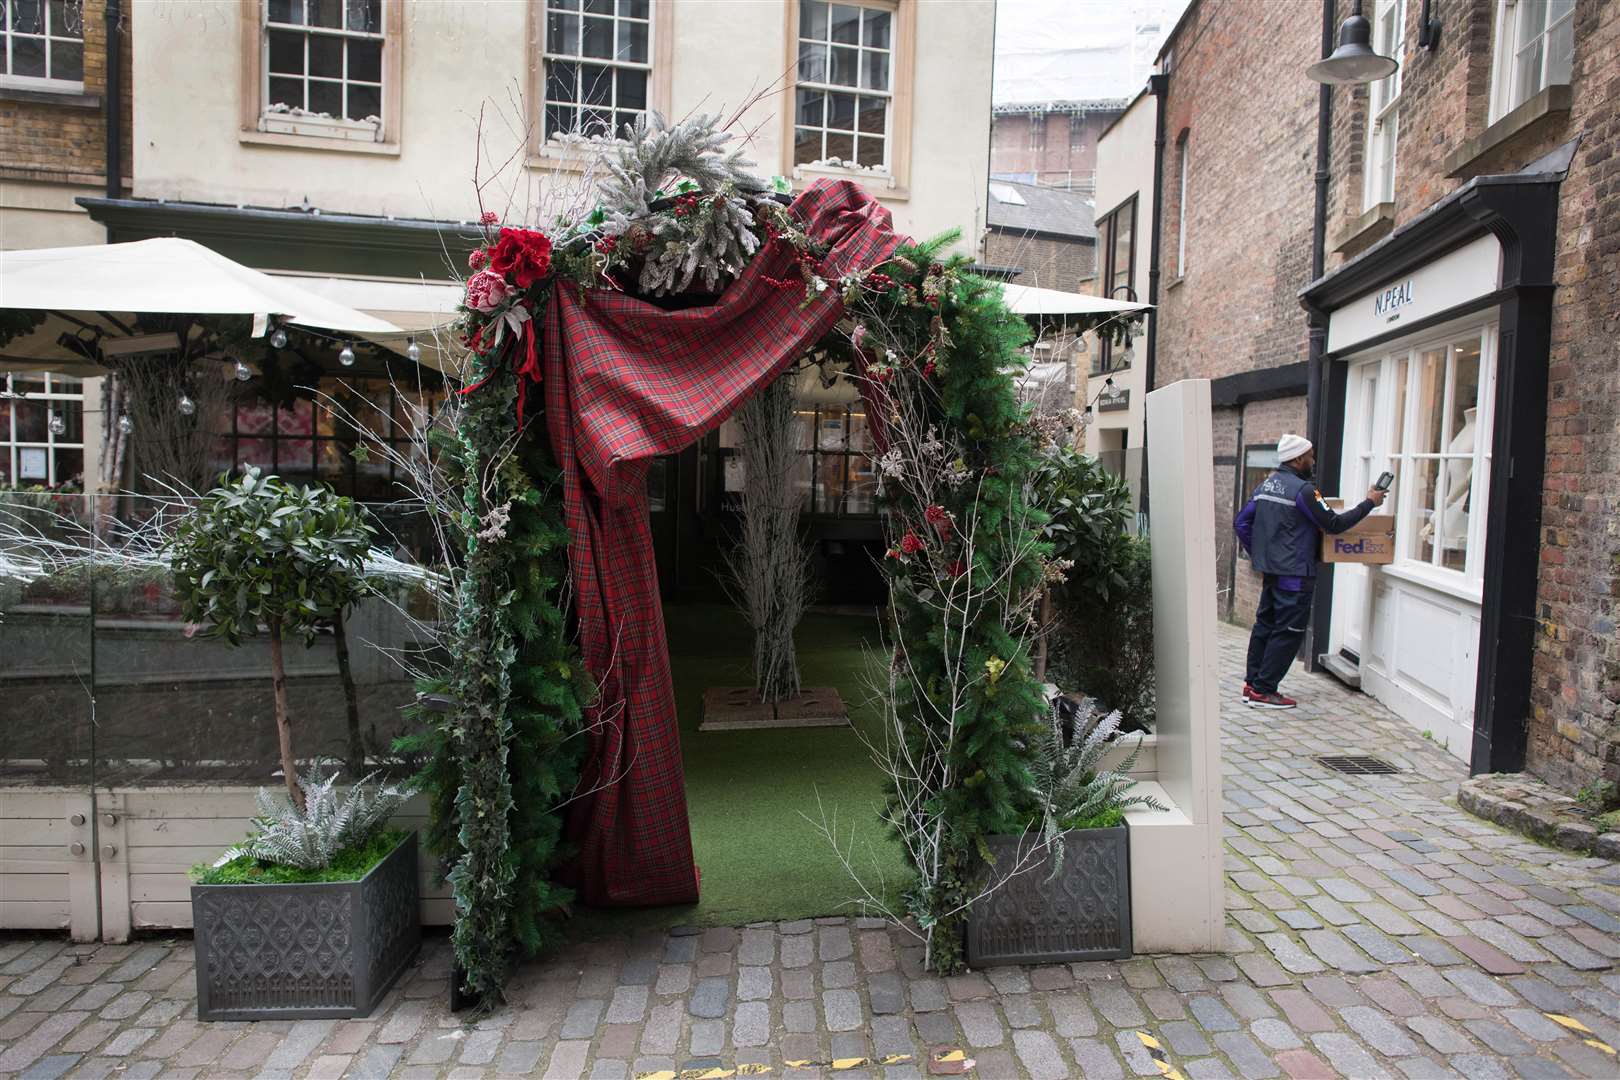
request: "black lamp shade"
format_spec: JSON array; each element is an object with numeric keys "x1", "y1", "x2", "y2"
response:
[{"x1": 1307, "y1": 13, "x2": 1400, "y2": 85}]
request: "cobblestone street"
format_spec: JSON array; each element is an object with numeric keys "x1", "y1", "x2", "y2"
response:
[{"x1": 3, "y1": 624, "x2": 1618, "y2": 1079}]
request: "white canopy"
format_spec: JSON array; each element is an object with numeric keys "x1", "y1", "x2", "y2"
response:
[
  {"x1": 0, "y1": 237, "x2": 402, "y2": 373},
  {"x1": 1001, "y1": 283, "x2": 1150, "y2": 319}
]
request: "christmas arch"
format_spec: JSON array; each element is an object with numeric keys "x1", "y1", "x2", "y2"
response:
[{"x1": 430, "y1": 117, "x2": 1104, "y2": 999}]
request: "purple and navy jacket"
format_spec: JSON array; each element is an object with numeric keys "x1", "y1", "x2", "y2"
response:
[{"x1": 1234, "y1": 464, "x2": 1375, "y2": 592}]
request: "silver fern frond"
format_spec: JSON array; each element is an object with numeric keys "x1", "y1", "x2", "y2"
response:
[{"x1": 231, "y1": 762, "x2": 416, "y2": 871}]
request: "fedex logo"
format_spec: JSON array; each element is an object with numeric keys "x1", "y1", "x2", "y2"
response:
[{"x1": 1332, "y1": 538, "x2": 1387, "y2": 554}]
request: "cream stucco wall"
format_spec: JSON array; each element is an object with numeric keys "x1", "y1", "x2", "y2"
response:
[
  {"x1": 0, "y1": 181, "x2": 107, "y2": 250},
  {"x1": 1085, "y1": 88, "x2": 1155, "y2": 460},
  {"x1": 130, "y1": 0, "x2": 992, "y2": 253}
]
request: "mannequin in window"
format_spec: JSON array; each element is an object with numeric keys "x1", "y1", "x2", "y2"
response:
[{"x1": 1421, "y1": 406, "x2": 1475, "y2": 553}]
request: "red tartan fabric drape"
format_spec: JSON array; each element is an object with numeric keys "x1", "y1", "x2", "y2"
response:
[{"x1": 542, "y1": 179, "x2": 902, "y2": 906}]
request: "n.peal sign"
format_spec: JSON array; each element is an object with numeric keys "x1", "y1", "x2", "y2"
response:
[
  {"x1": 1326, "y1": 233, "x2": 1501, "y2": 354},
  {"x1": 1372, "y1": 280, "x2": 1414, "y2": 319}
]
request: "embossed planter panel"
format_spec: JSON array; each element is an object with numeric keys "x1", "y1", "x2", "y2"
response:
[
  {"x1": 966, "y1": 826, "x2": 1131, "y2": 966},
  {"x1": 191, "y1": 832, "x2": 420, "y2": 1021}
]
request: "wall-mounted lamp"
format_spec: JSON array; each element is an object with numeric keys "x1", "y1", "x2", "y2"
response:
[
  {"x1": 1418, "y1": 0, "x2": 1441, "y2": 50},
  {"x1": 1306, "y1": 0, "x2": 1399, "y2": 85}
]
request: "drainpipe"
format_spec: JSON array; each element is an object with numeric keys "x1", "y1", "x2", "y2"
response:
[
  {"x1": 1139, "y1": 71, "x2": 1169, "y2": 517},
  {"x1": 104, "y1": 0, "x2": 123, "y2": 198},
  {"x1": 1305, "y1": 0, "x2": 1336, "y2": 670}
]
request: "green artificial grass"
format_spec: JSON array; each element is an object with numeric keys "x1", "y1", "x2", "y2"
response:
[
  {"x1": 193, "y1": 828, "x2": 406, "y2": 885},
  {"x1": 569, "y1": 604, "x2": 911, "y2": 938}
]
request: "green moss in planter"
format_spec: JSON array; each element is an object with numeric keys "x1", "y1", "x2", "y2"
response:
[{"x1": 193, "y1": 829, "x2": 407, "y2": 885}]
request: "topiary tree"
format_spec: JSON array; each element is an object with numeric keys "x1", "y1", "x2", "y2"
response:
[{"x1": 169, "y1": 468, "x2": 375, "y2": 810}]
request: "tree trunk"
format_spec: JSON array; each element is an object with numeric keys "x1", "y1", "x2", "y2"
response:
[
  {"x1": 1033, "y1": 588, "x2": 1053, "y2": 682},
  {"x1": 267, "y1": 615, "x2": 303, "y2": 811},
  {"x1": 333, "y1": 607, "x2": 363, "y2": 777}
]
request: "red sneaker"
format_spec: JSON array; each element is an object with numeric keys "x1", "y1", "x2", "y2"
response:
[
  {"x1": 1247, "y1": 690, "x2": 1298, "y2": 710},
  {"x1": 1241, "y1": 682, "x2": 1255, "y2": 700}
]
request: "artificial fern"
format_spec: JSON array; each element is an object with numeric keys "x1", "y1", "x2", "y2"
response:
[
  {"x1": 225, "y1": 764, "x2": 414, "y2": 871},
  {"x1": 1028, "y1": 697, "x2": 1165, "y2": 876}
]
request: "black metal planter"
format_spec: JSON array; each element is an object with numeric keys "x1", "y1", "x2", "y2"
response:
[
  {"x1": 966, "y1": 825, "x2": 1132, "y2": 966},
  {"x1": 192, "y1": 832, "x2": 421, "y2": 1021}
]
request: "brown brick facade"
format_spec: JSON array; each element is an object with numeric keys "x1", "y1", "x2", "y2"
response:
[
  {"x1": 1153, "y1": 0, "x2": 1620, "y2": 792},
  {"x1": 980, "y1": 229, "x2": 1097, "y2": 294},
  {"x1": 0, "y1": 0, "x2": 131, "y2": 191},
  {"x1": 990, "y1": 107, "x2": 1123, "y2": 192}
]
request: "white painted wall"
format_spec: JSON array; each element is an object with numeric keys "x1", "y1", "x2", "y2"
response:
[
  {"x1": 0, "y1": 182, "x2": 106, "y2": 251},
  {"x1": 129, "y1": 0, "x2": 993, "y2": 252},
  {"x1": 1085, "y1": 88, "x2": 1155, "y2": 458}
]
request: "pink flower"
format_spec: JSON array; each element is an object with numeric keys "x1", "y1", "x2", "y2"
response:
[
  {"x1": 468, "y1": 248, "x2": 487, "y2": 270},
  {"x1": 464, "y1": 269, "x2": 510, "y2": 313},
  {"x1": 480, "y1": 210, "x2": 499, "y2": 225}
]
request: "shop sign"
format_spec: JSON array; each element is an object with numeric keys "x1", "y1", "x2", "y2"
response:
[
  {"x1": 1098, "y1": 386, "x2": 1130, "y2": 412},
  {"x1": 1327, "y1": 234, "x2": 1501, "y2": 354}
]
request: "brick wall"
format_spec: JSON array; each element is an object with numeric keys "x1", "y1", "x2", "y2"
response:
[
  {"x1": 1156, "y1": 0, "x2": 1619, "y2": 791},
  {"x1": 0, "y1": 0, "x2": 132, "y2": 190},
  {"x1": 990, "y1": 109, "x2": 1121, "y2": 190},
  {"x1": 981, "y1": 230, "x2": 1097, "y2": 293}
]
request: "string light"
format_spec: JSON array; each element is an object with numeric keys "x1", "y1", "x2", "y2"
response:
[
  {"x1": 338, "y1": 344, "x2": 357, "y2": 367},
  {"x1": 232, "y1": 358, "x2": 253, "y2": 382},
  {"x1": 49, "y1": 412, "x2": 67, "y2": 436},
  {"x1": 270, "y1": 326, "x2": 289, "y2": 349},
  {"x1": 116, "y1": 413, "x2": 134, "y2": 435},
  {"x1": 405, "y1": 337, "x2": 422, "y2": 363},
  {"x1": 178, "y1": 393, "x2": 197, "y2": 417}
]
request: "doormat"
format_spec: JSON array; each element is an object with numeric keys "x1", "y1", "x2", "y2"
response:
[{"x1": 699, "y1": 686, "x2": 850, "y2": 731}]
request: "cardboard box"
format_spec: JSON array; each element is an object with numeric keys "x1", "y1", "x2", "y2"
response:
[{"x1": 1320, "y1": 499, "x2": 1395, "y2": 564}]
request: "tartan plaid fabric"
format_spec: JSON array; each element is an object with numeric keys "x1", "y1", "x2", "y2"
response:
[{"x1": 542, "y1": 179, "x2": 902, "y2": 906}]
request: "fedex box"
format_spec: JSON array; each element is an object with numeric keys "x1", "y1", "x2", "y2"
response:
[{"x1": 1320, "y1": 499, "x2": 1395, "y2": 564}]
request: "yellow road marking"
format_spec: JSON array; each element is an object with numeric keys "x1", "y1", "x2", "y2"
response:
[
  {"x1": 1585, "y1": 1039, "x2": 1617, "y2": 1056},
  {"x1": 1546, "y1": 1013, "x2": 1593, "y2": 1034}
]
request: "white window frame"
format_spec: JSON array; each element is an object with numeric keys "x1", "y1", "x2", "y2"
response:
[
  {"x1": 539, "y1": 0, "x2": 654, "y2": 144},
  {"x1": 1343, "y1": 317, "x2": 1498, "y2": 593},
  {"x1": 791, "y1": 0, "x2": 896, "y2": 175},
  {"x1": 259, "y1": 0, "x2": 388, "y2": 143},
  {"x1": 2, "y1": 374, "x2": 86, "y2": 489},
  {"x1": 1362, "y1": 0, "x2": 1404, "y2": 210},
  {"x1": 0, "y1": 0, "x2": 86, "y2": 93},
  {"x1": 1488, "y1": 0, "x2": 1576, "y2": 123}
]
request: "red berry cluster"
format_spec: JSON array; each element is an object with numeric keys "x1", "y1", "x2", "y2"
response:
[
  {"x1": 673, "y1": 193, "x2": 701, "y2": 217},
  {"x1": 864, "y1": 271, "x2": 895, "y2": 292}
]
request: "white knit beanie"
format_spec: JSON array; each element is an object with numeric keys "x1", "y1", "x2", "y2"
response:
[{"x1": 1277, "y1": 434, "x2": 1312, "y2": 463}]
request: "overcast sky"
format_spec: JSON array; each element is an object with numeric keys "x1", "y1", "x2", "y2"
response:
[{"x1": 993, "y1": 0, "x2": 1192, "y2": 104}]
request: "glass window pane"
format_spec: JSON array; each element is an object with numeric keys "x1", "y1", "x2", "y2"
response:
[
  {"x1": 1405, "y1": 457, "x2": 1439, "y2": 563},
  {"x1": 1546, "y1": 12, "x2": 1574, "y2": 85},
  {"x1": 52, "y1": 447, "x2": 83, "y2": 487},
  {"x1": 829, "y1": 3, "x2": 860, "y2": 44},
  {"x1": 1446, "y1": 338, "x2": 1481, "y2": 447},
  {"x1": 856, "y1": 95, "x2": 885, "y2": 133},
  {"x1": 827, "y1": 91, "x2": 855, "y2": 131},
  {"x1": 862, "y1": 7, "x2": 890, "y2": 49},
  {"x1": 1412, "y1": 348, "x2": 1445, "y2": 454},
  {"x1": 349, "y1": 38, "x2": 382, "y2": 82},
  {"x1": 309, "y1": 34, "x2": 341, "y2": 78},
  {"x1": 830, "y1": 45, "x2": 858, "y2": 86},
  {"x1": 855, "y1": 134, "x2": 884, "y2": 168},
  {"x1": 1389, "y1": 354, "x2": 1409, "y2": 455},
  {"x1": 345, "y1": 0, "x2": 380, "y2": 33},
  {"x1": 547, "y1": 11, "x2": 579, "y2": 55},
  {"x1": 580, "y1": 106, "x2": 612, "y2": 136},
  {"x1": 13, "y1": 36, "x2": 45, "y2": 77},
  {"x1": 348, "y1": 82, "x2": 380, "y2": 120},
  {"x1": 306, "y1": 0, "x2": 342, "y2": 28},
  {"x1": 797, "y1": 87, "x2": 825, "y2": 126},
  {"x1": 581, "y1": 15, "x2": 614, "y2": 59},
  {"x1": 14, "y1": 401, "x2": 46, "y2": 442},
  {"x1": 617, "y1": 0, "x2": 649, "y2": 18},
  {"x1": 794, "y1": 126, "x2": 823, "y2": 165},
  {"x1": 861, "y1": 48, "x2": 888, "y2": 91},
  {"x1": 582, "y1": 0, "x2": 613, "y2": 13},
  {"x1": 546, "y1": 59, "x2": 577, "y2": 103},
  {"x1": 825, "y1": 130, "x2": 854, "y2": 164},
  {"x1": 580, "y1": 63, "x2": 612, "y2": 105},
  {"x1": 267, "y1": 0, "x2": 302, "y2": 26},
  {"x1": 267, "y1": 76, "x2": 304, "y2": 110},
  {"x1": 10, "y1": 0, "x2": 43, "y2": 33},
  {"x1": 800, "y1": 0, "x2": 828, "y2": 41},
  {"x1": 545, "y1": 102, "x2": 575, "y2": 138},
  {"x1": 798, "y1": 41, "x2": 827, "y2": 82},
  {"x1": 47, "y1": 0, "x2": 81, "y2": 40},
  {"x1": 49, "y1": 40, "x2": 82, "y2": 81},
  {"x1": 1437, "y1": 455, "x2": 1471, "y2": 571},
  {"x1": 618, "y1": 17, "x2": 647, "y2": 63},
  {"x1": 1513, "y1": 35, "x2": 1543, "y2": 103},
  {"x1": 309, "y1": 78, "x2": 341, "y2": 116},
  {"x1": 267, "y1": 29, "x2": 304, "y2": 75},
  {"x1": 617, "y1": 67, "x2": 647, "y2": 110}
]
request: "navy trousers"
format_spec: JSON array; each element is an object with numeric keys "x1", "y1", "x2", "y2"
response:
[{"x1": 1245, "y1": 575, "x2": 1314, "y2": 695}]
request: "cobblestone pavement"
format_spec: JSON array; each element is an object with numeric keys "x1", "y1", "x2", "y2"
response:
[{"x1": 4, "y1": 625, "x2": 1620, "y2": 1079}]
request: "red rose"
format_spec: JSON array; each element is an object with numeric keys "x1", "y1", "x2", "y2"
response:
[
  {"x1": 900, "y1": 531, "x2": 926, "y2": 555},
  {"x1": 489, "y1": 227, "x2": 553, "y2": 289}
]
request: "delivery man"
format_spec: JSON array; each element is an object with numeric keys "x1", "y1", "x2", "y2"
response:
[{"x1": 1233, "y1": 434, "x2": 1386, "y2": 709}]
